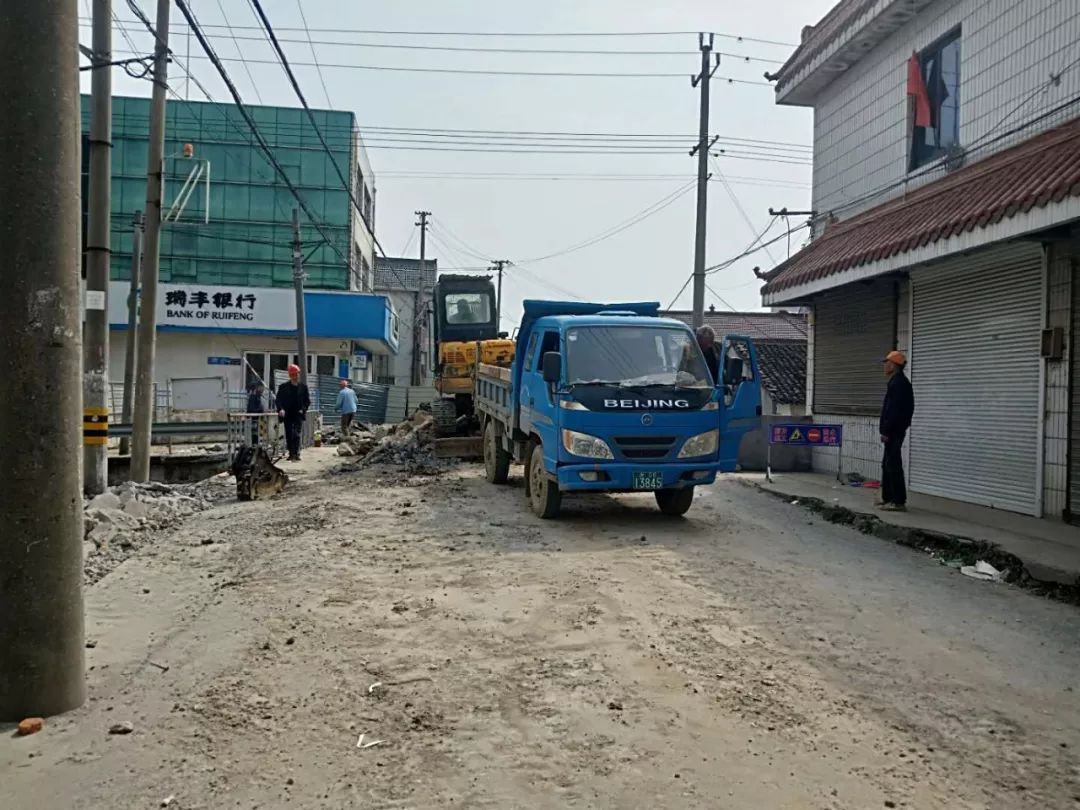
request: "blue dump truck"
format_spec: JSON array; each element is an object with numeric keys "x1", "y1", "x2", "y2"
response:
[{"x1": 473, "y1": 300, "x2": 762, "y2": 518}]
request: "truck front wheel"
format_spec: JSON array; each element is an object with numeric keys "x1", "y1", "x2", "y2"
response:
[
  {"x1": 528, "y1": 442, "x2": 562, "y2": 519},
  {"x1": 483, "y1": 420, "x2": 511, "y2": 484},
  {"x1": 655, "y1": 487, "x2": 694, "y2": 516}
]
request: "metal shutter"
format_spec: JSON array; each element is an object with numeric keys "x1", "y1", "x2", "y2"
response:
[
  {"x1": 910, "y1": 243, "x2": 1043, "y2": 515},
  {"x1": 813, "y1": 280, "x2": 897, "y2": 413}
]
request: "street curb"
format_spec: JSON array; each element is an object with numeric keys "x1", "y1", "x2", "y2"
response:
[{"x1": 739, "y1": 479, "x2": 1080, "y2": 606}]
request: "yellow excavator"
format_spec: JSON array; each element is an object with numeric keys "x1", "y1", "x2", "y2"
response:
[{"x1": 431, "y1": 274, "x2": 514, "y2": 436}]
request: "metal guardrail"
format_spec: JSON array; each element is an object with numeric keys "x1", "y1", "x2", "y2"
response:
[{"x1": 109, "y1": 421, "x2": 231, "y2": 438}]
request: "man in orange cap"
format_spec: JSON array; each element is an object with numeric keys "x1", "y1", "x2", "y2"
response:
[
  {"x1": 276, "y1": 363, "x2": 310, "y2": 461},
  {"x1": 879, "y1": 350, "x2": 915, "y2": 511}
]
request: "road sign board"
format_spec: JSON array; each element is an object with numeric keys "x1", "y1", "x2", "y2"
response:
[{"x1": 768, "y1": 423, "x2": 843, "y2": 447}]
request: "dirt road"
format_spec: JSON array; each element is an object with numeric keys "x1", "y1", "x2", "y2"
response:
[{"x1": 4, "y1": 448, "x2": 1079, "y2": 809}]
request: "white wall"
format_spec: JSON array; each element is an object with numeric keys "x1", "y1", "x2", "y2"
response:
[
  {"x1": 107, "y1": 330, "x2": 352, "y2": 392},
  {"x1": 811, "y1": 0, "x2": 1080, "y2": 224}
]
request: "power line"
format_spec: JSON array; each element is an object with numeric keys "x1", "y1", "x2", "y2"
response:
[
  {"x1": 172, "y1": 0, "x2": 369, "y2": 293},
  {"x1": 518, "y1": 179, "x2": 699, "y2": 264},
  {"x1": 294, "y1": 0, "x2": 332, "y2": 108},
  {"x1": 125, "y1": 28, "x2": 786, "y2": 62},
  {"x1": 243, "y1": 0, "x2": 425, "y2": 305},
  {"x1": 214, "y1": 0, "x2": 263, "y2": 103},
  {"x1": 86, "y1": 18, "x2": 795, "y2": 46},
  {"x1": 709, "y1": 156, "x2": 778, "y2": 265},
  {"x1": 104, "y1": 47, "x2": 772, "y2": 81},
  {"x1": 378, "y1": 170, "x2": 809, "y2": 187}
]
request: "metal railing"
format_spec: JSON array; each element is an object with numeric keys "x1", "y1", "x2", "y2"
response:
[{"x1": 226, "y1": 413, "x2": 288, "y2": 459}]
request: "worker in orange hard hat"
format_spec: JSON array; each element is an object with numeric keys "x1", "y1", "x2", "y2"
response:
[
  {"x1": 276, "y1": 362, "x2": 310, "y2": 461},
  {"x1": 879, "y1": 350, "x2": 914, "y2": 512}
]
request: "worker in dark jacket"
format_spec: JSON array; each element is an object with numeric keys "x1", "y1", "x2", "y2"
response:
[
  {"x1": 879, "y1": 350, "x2": 915, "y2": 511},
  {"x1": 276, "y1": 363, "x2": 310, "y2": 462}
]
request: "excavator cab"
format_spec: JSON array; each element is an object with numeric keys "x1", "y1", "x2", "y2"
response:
[{"x1": 432, "y1": 275, "x2": 515, "y2": 433}]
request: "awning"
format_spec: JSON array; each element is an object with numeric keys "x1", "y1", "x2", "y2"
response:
[{"x1": 762, "y1": 116, "x2": 1080, "y2": 303}]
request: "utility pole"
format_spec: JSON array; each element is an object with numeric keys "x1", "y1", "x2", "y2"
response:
[
  {"x1": 130, "y1": 0, "x2": 171, "y2": 483},
  {"x1": 413, "y1": 210, "x2": 430, "y2": 386},
  {"x1": 119, "y1": 211, "x2": 143, "y2": 456},
  {"x1": 83, "y1": 0, "x2": 113, "y2": 495},
  {"x1": 690, "y1": 33, "x2": 720, "y2": 329},
  {"x1": 292, "y1": 209, "x2": 309, "y2": 388},
  {"x1": 492, "y1": 260, "x2": 509, "y2": 330},
  {"x1": 0, "y1": 0, "x2": 87, "y2": 719}
]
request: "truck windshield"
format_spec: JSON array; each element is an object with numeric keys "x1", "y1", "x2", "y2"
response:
[{"x1": 565, "y1": 326, "x2": 712, "y2": 388}]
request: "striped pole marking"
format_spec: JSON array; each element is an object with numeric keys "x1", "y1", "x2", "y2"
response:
[{"x1": 83, "y1": 407, "x2": 109, "y2": 446}]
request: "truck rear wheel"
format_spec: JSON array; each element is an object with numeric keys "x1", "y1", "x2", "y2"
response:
[
  {"x1": 528, "y1": 442, "x2": 562, "y2": 519},
  {"x1": 483, "y1": 420, "x2": 511, "y2": 485},
  {"x1": 655, "y1": 487, "x2": 694, "y2": 516}
]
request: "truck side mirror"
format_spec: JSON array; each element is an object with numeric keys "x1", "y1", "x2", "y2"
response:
[{"x1": 542, "y1": 352, "x2": 561, "y2": 384}]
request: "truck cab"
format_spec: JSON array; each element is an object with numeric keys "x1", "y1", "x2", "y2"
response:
[{"x1": 481, "y1": 300, "x2": 761, "y2": 519}]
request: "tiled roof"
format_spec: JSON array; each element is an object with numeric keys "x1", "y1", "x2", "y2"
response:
[
  {"x1": 763, "y1": 117, "x2": 1080, "y2": 296},
  {"x1": 667, "y1": 310, "x2": 808, "y2": 342},
  {"x1": 752, "y1": 341, "x2": 807, "y2": 406}
]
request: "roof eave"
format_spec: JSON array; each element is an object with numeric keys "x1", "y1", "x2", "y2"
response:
[{"x1": 773, "y1": 0, "x2": 938, "y2": 107}]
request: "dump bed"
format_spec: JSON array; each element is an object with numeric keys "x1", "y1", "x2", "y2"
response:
[{"x1": 474, "y1": 362, "x2": 513, "y2": 428}]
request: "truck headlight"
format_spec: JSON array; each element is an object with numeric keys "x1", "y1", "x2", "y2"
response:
[
  {"x1": 562, "y1": 429, "x2": 614, "y2": 460},
  {"x1": 678, "y1": 429, "x2": 719, "y2": 458}
]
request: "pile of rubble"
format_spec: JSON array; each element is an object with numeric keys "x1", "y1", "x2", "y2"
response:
[
  {"x1": 82, "y1": 477, "x2": 231, "y2": 585},
  {"x1": 333, "y1": 410, "x2": 444, "y2": 475}
]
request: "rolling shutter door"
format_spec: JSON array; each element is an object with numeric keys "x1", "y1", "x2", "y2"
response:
[
  {"x1": 813, "y1": 280, "x2": 896, "y2": 413},
  {"x1": 910, "y1": 244, "x2": 1043, "y2": 515}
]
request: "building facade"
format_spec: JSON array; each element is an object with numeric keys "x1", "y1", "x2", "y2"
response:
[
  {"x1": 762, "y1": 0, "x2": 1080, "y2": 519},
  {"x1": 80, "y1": 95, "x2": 394, "y2": 396},
  {"x1": 373, "y1": 257, "x2": 437, "y2": 386}
]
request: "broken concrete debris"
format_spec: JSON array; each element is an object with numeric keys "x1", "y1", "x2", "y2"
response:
[
  {"x1": 83, "y1": 477, "x2": 231, "y2": 585},
  {"x1": 108, "y1": 721, "x2": 134, "y2": 735},
  {"x1": 333, "y1": 410, "x2": 444, "y2": 475}
]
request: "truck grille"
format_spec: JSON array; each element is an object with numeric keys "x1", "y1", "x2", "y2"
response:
[{"x1": 613, "y1": 436, "x2": 676, "y2": 460}]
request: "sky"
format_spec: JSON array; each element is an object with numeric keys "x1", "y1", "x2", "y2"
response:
[{"x1": 79, "y1": 0, "x2": 836, "y2": 328}]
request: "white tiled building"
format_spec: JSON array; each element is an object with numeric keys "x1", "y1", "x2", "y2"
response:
[{"x1": 762, "y1": 0, "x2": 1080, "y2": 520}]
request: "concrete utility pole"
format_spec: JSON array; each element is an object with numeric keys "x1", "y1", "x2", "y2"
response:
[
  {"x1": 413, "y1": 210, "x2": 430, "y2": 386},
  {"x1": 0, "y1": 0, "x2": 87, "y2": 719},
  {"x1": 131, "y1": 0, "x2": 171, "y2": 482},
  {"x1": 83, "y1": 0, "x2": 113, "y2": 494},
  {"x1": 492, "y1": 260, "x2": 509, "y2": 330},
  {"x1": 292, "y1": 209, "x2": 309, "y2": 388},
  {"x1": 119, "y1": 211, "x2": 143, "y2": 456},
  {"x1": 690, "y1": 33, "x2": 720, "y2": 329}
]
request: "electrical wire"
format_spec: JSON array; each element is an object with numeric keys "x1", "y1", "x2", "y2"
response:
[
  {"x1": 517, "y1": 179, "x2": 698, "y2": 264},
  {"x1": 215, "y1": 0, "x2": 263, "y2": 103},
  {"x1": 294, "y1": 0, "x2": 332, "y2": 109},
  {"x1": 120, "y1": 28, "x2": 785, "y2": 62},
  {"x1": 173, "y1": 0, "x2": 371, "y2": 294},
  {"x1": 245, "y1": 0, "x2": 413, "y2": 298},
  {"x1": 87, "y1": 18, "x2": 795, "y2": 47},
  {"x1": 105, "y1": 46, "x2": 771, "y2": 81},
  {"x1": 710, "y1": 156, "x2": 779, "y2": 265}
]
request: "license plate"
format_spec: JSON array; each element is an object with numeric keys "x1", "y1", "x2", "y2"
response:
[{"x1": 632, "y1": 471, "x2": 664, "y2": 490}]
